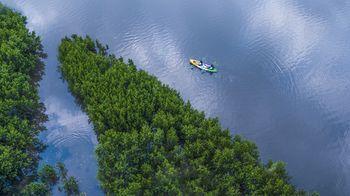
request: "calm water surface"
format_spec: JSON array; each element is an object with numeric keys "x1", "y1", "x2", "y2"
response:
[{"x1": 2, "y1": 0, "x2": 350, "y2": 195}]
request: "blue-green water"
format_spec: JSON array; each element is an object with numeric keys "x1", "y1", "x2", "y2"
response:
[{"x1": 2, "y1": 0, "x2": 350, "y2": 195}]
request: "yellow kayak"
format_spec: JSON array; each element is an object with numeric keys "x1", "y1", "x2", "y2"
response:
[{"x1": 189, "y1": 59, "x2": 217, "y2": 73}]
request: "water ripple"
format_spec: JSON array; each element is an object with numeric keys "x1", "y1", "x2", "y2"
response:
[{"x1": 44, "y1": 96, "x2": 97, "y2": 148}]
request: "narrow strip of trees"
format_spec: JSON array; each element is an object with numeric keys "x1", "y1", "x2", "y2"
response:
[
  {"x1": 0, "y1": 4, "x2": 81, "y2": 195},
  {"x1": 59, "y1": 35, "x2": 309, "y2": 195},
  {"x1": 0, "y1": 3, "x2": 47, "y2": 194}
]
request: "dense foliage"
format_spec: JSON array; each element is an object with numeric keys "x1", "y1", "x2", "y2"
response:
[
  {"x1": 21, "y1": 182, "x2": 50, "y2": 196},
  {"x1": 62, "y1": 177, "x2": 80, "y2": 196},
  {"x1": 0, "y1": 3, "x2": 47, "y2": 194},
  {"x1": 38, "y1": 165, "x2": 58, "y2": 188},
  {"x1": 58, "y1": 35, "x2": 308, "y2": 195}
]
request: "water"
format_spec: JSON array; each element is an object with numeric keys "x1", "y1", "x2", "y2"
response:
[{"x1": 2, "y1": 0, "x2": 350, "y2": 195}]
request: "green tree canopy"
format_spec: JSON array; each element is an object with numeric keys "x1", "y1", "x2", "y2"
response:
[
  {"x1": 38, "y1": 165, "x2": 58, "y2": 188},
  {"x1": 58, "y1": 35, "x2": 310, "y2": 195},
  {"x1": 0, "y1": 3, "x2": 47, "y2": 194},
  {"x1": 21, "y1": 182, "x2": 50, "y2": 196},
  {"x1": 63, "y1": 177, "x2": 80, "y2": 196}
]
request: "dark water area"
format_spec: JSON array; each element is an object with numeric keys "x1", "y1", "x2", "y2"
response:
[{"x1": 2, "y1": 0, "x2": 350, "y2": 195}]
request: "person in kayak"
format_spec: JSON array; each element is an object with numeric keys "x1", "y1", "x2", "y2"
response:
[
  {"x1": 199, "y1": 60, "x2": 214, "y2": 69},
  {"x1": 200, "y1": 60, "x2": 208, "y2": 67},
  {"x1": 205, "y1": 63, "x2": 213, "y2": 69}
]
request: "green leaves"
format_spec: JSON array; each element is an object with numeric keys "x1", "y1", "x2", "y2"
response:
[
  {"x1": 21, "y1": 182, "x2": 50, "y2": 196},
  {"x1": 38, "y1": 165, "x2": 58, "y2": 187},
  {"x1": 62, "y1": 177, "x2": 80, "y2": 196},
  {"x1": 0, "y1": 3, "x2": 46, "y2": 194},
  {"x1": 59, "y1": 35, "x2": 309, "y2": 195}
]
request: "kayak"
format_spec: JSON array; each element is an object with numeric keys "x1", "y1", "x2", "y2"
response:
[{"x1": 189, "y1": 59, "x2": 217, "y2": 73}]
